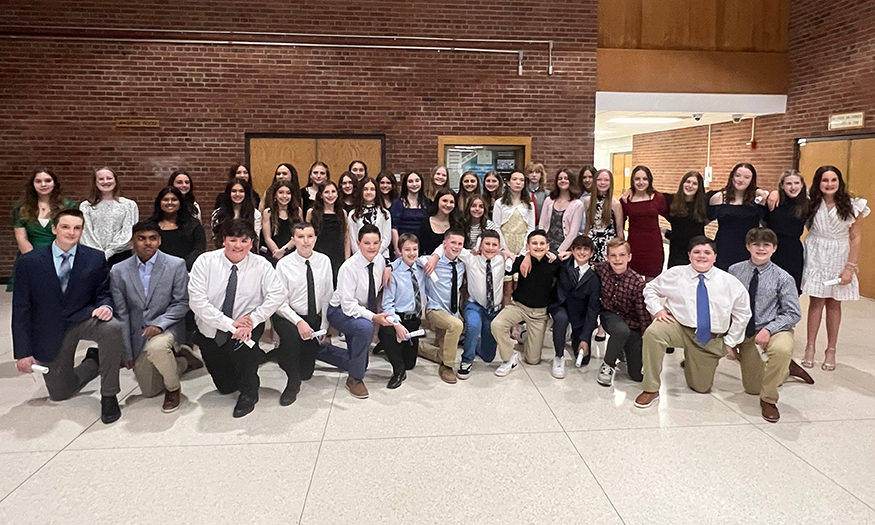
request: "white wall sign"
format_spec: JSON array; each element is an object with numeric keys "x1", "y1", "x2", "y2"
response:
[{"x1": 828, "y1": 112, "x2": 865, "y2": 130}]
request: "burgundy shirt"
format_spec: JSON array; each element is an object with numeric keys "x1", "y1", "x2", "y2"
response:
[{"x1": 592, "y1": 262, "x2": 652, "y2": 331}]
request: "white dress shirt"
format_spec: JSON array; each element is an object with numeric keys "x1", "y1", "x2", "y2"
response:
[
  {"x1": 643, "y1": 264, "x2": 751, "y2": 347},
  {"x1": 574, "y1": 262, "x2": 590, "y2": 281},
  {"x1": 329, "y1": 251, "x2": 386, "y2": 320},
  {"x1": 433, "y1": 245, "x2": 505, "y2": 310},
  {"x1": 188, "y1": 249, "x2": 284, "y2": 338},
  {"x1": 275, "y1": 250, "x2": 334, "y2": 331}
]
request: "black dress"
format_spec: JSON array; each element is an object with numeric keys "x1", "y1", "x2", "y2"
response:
[
  {"x1": 663, "y1": 194, "x2": 709, "y2": 268},
  {"x1": 418, "y1": 217, "x2": 447, "y2": 256},
  {"x1": 314, "y1": 212, "x2": 345, "y2": 285},
  {"x1": 301, "y1": 188, "x2": 314, "y2": 217},
  {"x1": 766, "y1": 202, "x2": 806, "y2": 293},
  {"x1": 159, "y1": 223, "x2": 206, "y2": 271},
  {"x1": 708, "y1": 202, "x2": 767, "y2": 270}
]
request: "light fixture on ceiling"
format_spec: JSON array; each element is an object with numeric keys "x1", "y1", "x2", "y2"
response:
[{"x1": 606, "y1": 117, "x2": 684, "y2": 124}]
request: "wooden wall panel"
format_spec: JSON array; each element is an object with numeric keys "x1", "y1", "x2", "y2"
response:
[
  {"x1": 847, "y1": 139, "x2": 875, "y2": 298},
  {"x1": 248, "y1": 138, "x2": 316, "y2": 196},
  {"x1": 797, "y1": 140, "x2": 850, "y2": 187},
  {"x1": 317, "y1": 139, "x2": 383, "y2": 181},
  {"x1": 599, "y1": 0, "x2": 788, "y2": 52}
]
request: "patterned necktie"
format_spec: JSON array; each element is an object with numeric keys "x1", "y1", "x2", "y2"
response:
[
  {"x1": 59, "y1": 253, "x2": 72, "y2": 293},
  {"x1": 306, "y1": 260, "x2": 317, "y2": 318},
  {"x1": 367, "y1": 262, "x2": 377, "y2": 312},
  {"x1": 696, "y1": 274, "x2": 711, "y2": 345},
  {"x1": 573, "y1": 265, "x2": 580, "y2": 282},
  {"x1": 410, "y1": 267, "x2": 422, "y2": 316},
  {"x1": 746, "y1": 268, "x2": 759, "y2": 338},
  {"x1": 215, "y1": 264, "x2": 238, "y2": 346},
  {"x1": 450, "y1": 260, "x2": 458, "y2": 314},
  {"x1": 485, "y1": 258, "x2": 494, "y2": 313}
]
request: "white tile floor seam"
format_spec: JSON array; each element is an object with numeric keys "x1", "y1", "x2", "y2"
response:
[{"x1": 297, "y1": 373, "x2": 341, "y2": 525}]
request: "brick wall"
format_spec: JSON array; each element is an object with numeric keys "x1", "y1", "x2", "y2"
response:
[
  {"x1": 0, "y1": 0, "x2": 598, "y2": 278},
  {"x1": 634, "y1": 0, "x2": 875, "y2": 192}
]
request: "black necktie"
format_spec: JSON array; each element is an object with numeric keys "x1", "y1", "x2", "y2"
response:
[
  {"x1": 215, "y1": 264, "x2": 238, "y2": 346},
  {"x1": 450, "y1": 260, "x2": 458, "y2": 314},
  {"x1": 573, "y1": 265, "x2": 580, "y2": 282},
  {"x1": 746, "y1": 268, "x2": 759, "y2": 338},
  {"x1": 306, "y1": 260, "x2": 317, "y2": 318},
  {"x1": 485, "y1": 258, "x2": 494, "y2": 313},
  {"x1": 367, "y1": 262, "x2": 377, "y2": 312},
  {"x1": 410, "y1": 267, "x2": 422, "y2": 316}
]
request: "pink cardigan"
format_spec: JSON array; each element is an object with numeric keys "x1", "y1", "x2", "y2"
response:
[{"x1": 538, "y1": 197, "x2": 584, "y2": 252}]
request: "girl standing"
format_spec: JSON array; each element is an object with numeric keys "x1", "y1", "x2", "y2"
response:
[
  {"x1": 215, "y1": 164, "x2": 259, "y2": 209},
  {"x1": 79, "y1": 167, "x2": 139, "y2": 266},
  {"x1": 457, "y1": 171, "x2": 482, "y2": 213},
  {"x1": 301, "y1": 161, "x2": 330, "y2": 216},
  {"x1": 538, "y1": 168, "x2": 584, "y2": 254},
  {"x1": 525, "y1": 162, "x2": 548, "y2": 224},
  {"x1": 211, "y1": 178, "x2": 261, "y2": 249},
  {"x1": 801, "y1": 165, "x2": 869, "y2": 371},
  {"x1": 349, "y1": 160, "x2": 368, "y2": 182},
  {"x1": 307, "y1": 180, "x2": 350, "y2": 285},
  {"x1": 376, "y1": 170, "x2": 399, "y2": 210},
  {"x1": 338, "y1": 171, "x2": 358, "y2": 214},
  {"x1": 261, "y1": 180, "x2": 301, "y2": 266},
  {"x1": 662, "y1": 171, "x2": 709, "y2": 268},
  {"x1": 708, "y1": 163, "x2": 767, "y2": 270},
  {"x1": 419, "y1": 188, "x2": 458, "y2": 255},
  {"x1": 766, "y1": 170, "x2": 808, "y2": 293},
  {"x1": 621, "y1": 165, "x2": 667, "y2": 278},
  {"x1": 425, "y1": 165, "x2": 450, "y2": 201},
  {"x1": 577, "y1": 165, "x2": 596, "y2": 236},
  {"x1": 463, "y1": 194, "x2": 506, "y2": 250},
  {"x1": 168, "y1": 170, "x2": 201, "y2": 221},
  {"x1": 482, "y1": 170, "x2": 504, "y2": 213},
  {"x1": 492, "y1": 171, "x2": 535, "y2": 256},
  {"x1": 581, "y1": 169, "x2": 624, "y2": 263},
  {"x1": 348, "y1": 177, "x2": 392, "y2": 259},
  {"x1": 390, "y1": 170, "x2": 429, "y2": 255},
  {"x1": 149, "y1": 186, "x2": 206, "y2": 270}
]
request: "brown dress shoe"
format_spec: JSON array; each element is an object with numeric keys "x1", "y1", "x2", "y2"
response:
[
  {"x1": 162, "y1": 389, "x2": 181, "y2": 413},
  {"x1": 634, "y1": 391, "x2": 659, "y2": 409},
  {"x1": 439, "y1": 365, "x2": 457, "y2": 384},
  {"x1": 788, "y1": 360, "x2": 814, "y2": 385},
  {"x1": 760, "y1": 399, "x2": 780, "y2": 423},
  {"x1": 345, "y1": 377, "x2": 369, "y2": 399},
  {"x1": 176, "y1": 345, "x2": 204, "y2": 373}
]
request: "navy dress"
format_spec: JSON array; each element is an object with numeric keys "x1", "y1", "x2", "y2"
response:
[
  {"x1": 766, "y1": 202, "x2": 806, "y2": 293},
  {"x1": 708, "y1": 202, "x2": 767, "y2": 270}
]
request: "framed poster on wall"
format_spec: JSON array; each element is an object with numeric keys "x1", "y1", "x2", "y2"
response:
[{"x1": 438, "y1": 136, "x2": 531, "y2": 189}]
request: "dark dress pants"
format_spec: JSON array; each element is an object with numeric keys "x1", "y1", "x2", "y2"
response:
[
  {"x1": 271, "y1": 314, "x2": 321, "y2": 393},
  {"x1": 378, "y1": 316, "x2": 421, "y2": 375},
  {"x1": 601, "y1": 310, "x2": 644, "y2": 381}
]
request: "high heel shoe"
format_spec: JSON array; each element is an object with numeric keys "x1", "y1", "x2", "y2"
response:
[
  {"x1": 822, "y1": 348, "x2": 836, "y2": 371},
  {"x1": 802, "y1": 345, "x2": 816, "y2": 369}
]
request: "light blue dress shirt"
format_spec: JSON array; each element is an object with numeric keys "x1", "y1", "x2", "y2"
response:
[
  {"x1": 52, "y1": 242, "x2": 77, "y2": 276},
  {"x1": 421, "y1": 255, "x2": 466, "y2": 314},
  {"x1": 136, "y1": 252, "x2": 159, "y2": 296},
  {"x1": 382, "y1": 258, "x2": 427, "y2": 323}
]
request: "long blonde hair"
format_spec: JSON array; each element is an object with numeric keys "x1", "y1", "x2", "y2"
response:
[{"x1": 585, "y1": 169, "x2": 614, "y2": 229}]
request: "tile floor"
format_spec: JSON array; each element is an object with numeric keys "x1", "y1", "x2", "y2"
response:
[{"x1": 1, "y1": 292, "x2": 875, "y2": 524}]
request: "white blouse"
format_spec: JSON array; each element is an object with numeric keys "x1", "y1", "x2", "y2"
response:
[{"x1": 79, "y1": 197, "x2": 139, "y2": 259}]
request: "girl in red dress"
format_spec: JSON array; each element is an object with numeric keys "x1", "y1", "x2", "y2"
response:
[{"x1": 621, "y1": 165, "x2": 667, "y2": 279}]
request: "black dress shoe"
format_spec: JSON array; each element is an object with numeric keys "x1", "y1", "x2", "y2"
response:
[
  {"x1": 233, "y1": 393, "x2": 258, "y2": 418},
  {"x1": 372, "y1": 342, "x2": 384, "y2": 355},
  {"x1": 85, "y1": 347, "x2": 100, "y2": 365},
  {"x1": 666, "y1": 347, "x2": 675, "y2": 354},
  {"x1": 101, "y1": 395, "x2": 121, "y2": 424},
  {"x1": 279, "y1": 386, "x2": 298, "y2": 406},
  {"x1": 387, "y1": 370, "x2": 406, "y2": 389}
]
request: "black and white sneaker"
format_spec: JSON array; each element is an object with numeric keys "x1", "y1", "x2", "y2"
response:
[
  {"x1": 597, "y1": 363, "x2": 615, "y2": 387},
  {"x1": 457, "y1": 362, "x2": 472, "y2": 380}
]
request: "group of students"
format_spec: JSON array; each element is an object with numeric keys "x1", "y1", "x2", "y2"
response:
[{"x1": 9, "y1": 159, "x2": 869, "y2": 424}]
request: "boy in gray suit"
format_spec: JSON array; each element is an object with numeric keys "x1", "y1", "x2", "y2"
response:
[{"x1": 111, "y1": 221, "x2": 202, "y2": 412}]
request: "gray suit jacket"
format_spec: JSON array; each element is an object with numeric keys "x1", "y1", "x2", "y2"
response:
[{"x1": 110, "y1": 251, "x2": 190, "y2": 361}]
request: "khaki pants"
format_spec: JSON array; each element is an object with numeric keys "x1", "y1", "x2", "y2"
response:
[
  {"x1": 133, "y1": 331, "x2": 187, "y2": 397},
  {"x1": 421, "y1": 309, "x2": 463, "y2": 367},
  {"x1": 491, "y1": 301, "x2": 549, "y2": 364},
  {"x1": 642, "y1": 319, "x2": 726, "y2": 393},
  {"x1": 738, "y1": 330, "x2": 794, "y2": 404}
]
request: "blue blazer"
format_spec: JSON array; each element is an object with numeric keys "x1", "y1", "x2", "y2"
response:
[
  {"x1": 12, "y1": 244, "x2": 113, "y2": 362},
  {"x1": 549, "y1": 258, "x2": 601, "y2": 339}
]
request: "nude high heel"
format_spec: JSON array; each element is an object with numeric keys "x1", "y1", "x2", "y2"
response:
[
  {"x1": 802, "y1": 344, "x2": 816, "y2": 369},
  {"x1": 822, "y1": 348, "x2": 836, "y2": 371}
]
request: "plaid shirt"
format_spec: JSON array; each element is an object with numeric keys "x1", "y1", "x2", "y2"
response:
[{"x1": 592, "y1": 262, "x2": 651, "y2": 331}]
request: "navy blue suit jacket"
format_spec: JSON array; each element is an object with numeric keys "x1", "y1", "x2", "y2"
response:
[
  {"x1": 12, "y1": 244, "x2": 114, "y2": 362},
  {"x1": 549, "y1": 258, "x2": 601, "y2": 339}
]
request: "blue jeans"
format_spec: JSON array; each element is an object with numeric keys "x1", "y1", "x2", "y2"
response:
[
  {"x1": 462, "y1": 301, "x2": 498, "y2": 364},
  {"x1": 326, "y1": 305, "x2": 373, "y2": 381}
]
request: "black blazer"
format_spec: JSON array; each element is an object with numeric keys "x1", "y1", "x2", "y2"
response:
[
  {"x1": 12, "y1": 244, "x2": 114, "y2": 362},
  {"x1": 549, "y1": 258, "x2": 601, "y2": 337}
]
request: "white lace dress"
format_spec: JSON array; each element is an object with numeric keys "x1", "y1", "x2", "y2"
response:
[{"x1": 801, "y1": 197, "x2": 870, "y2": 300}]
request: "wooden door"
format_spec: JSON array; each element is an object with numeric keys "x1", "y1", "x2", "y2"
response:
[
  {"x1": 611, "y1": 152, "x2": 633, "y2": 198},
  {"x1": 797, "y1": 140, "x2": 850, "y2": 187},
  {"x1": 317, "y1": 138, "x2": 383, "y2": 181},
  {"x1": 249, "y1": 138, "x2": 316, "y2": 196},
  {"x1": 848, "y1": 138, "x2": 875, "y2": 298}
]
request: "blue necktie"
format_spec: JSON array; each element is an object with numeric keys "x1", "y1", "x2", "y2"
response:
[
  {"x1": 696, "y1": 274, "x2": 711, "y2": 345},
  {"x1": 59, "y1": 253, "x2": 72, "y2": 293}
]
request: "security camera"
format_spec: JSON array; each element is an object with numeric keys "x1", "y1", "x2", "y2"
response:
[
  {"x1": 732, "y1": 114, "x2": 743, "y2": 124},
  {"x1": 693, "y1": 113, "x2": 703, "y2": 122}
]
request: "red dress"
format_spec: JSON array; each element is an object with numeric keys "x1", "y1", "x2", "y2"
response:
[{"x1": 621, "y1": 192, "x2": 667, "y2": 278}]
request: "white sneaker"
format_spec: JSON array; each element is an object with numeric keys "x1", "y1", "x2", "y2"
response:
[
  {"x1": 597, "y1": 363, "x2": 615, "y2": 387},
  {"x1": 495, "y1": 352, "x2": 520, "y2": 377},
  {"x1": 552, "y1": 356, "x2": 565, "y2": 379}
]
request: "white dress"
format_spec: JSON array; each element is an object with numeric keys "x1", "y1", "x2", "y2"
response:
[{"x1": 801, "y1": 198, "x2": 870, "y2": 300}]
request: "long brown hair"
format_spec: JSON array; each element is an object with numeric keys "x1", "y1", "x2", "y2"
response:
[
  {"x1": 549, "y1": 168, "x2": 582, "y2": 200},
  {"x1": 500, "y1": 171, "x2": 532, "y2": 208},
  {"x1": 808, "y1": 165, "x2": 854, "y2": 226},
  {"x1": 19, "y1": 168, "x2": 65, "y2": 223},
  {"x1": 722, "y1": 163, "x2": 758, "y2": 205},
  {"x1": 86, "y1": 167, "x2": 121, "y2": 206},
  {"x1": 482, "y1": 170, "x2": 504, "y2": 211},
  {"x1": 669, "y1": 171, "x2": 707, "y2": 223},
  {"x1": 463, "y1": 194, "x2": 490, "y2": 248},
  {"x1": 265, "y1": 180, "x2": 301, "y2": 236},
  {"x1": 585, "y1": 169, "x2": 615, "y2": 229},
  {"x1": 426, "y1": 165, "x2": 450, "y2": 200},
  {"x1": 375, "y1": 170, "x2": 399, "y2": 207},
  {"x1": 457, "y1": 171, "x2": 481, "y2": 212},
  {"x1": 311, "y1": 180, "x2": 348, "y2": 240},
  {"x1": 352, "y1": 177, "x2": 389, "y2": 220},
  {"x1": 399, "y1": 170, "x2": 428, "y2": 209},
  {"x1": 778, "y1": 169, "x2": 810, "y2": 219}
]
